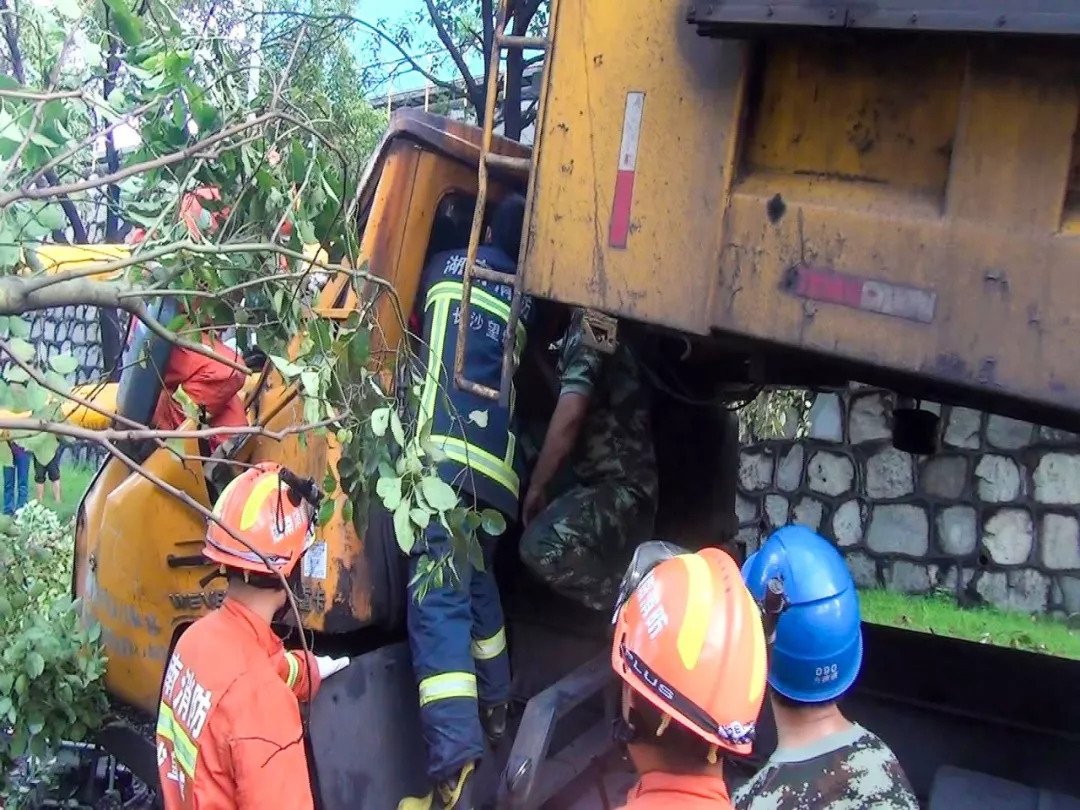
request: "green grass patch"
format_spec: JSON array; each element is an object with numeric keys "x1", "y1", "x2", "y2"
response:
[{"x1": 859, "y1": 588, "x2": 1080, "y2": 661}]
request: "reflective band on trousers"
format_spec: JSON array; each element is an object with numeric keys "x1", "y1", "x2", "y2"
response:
[
  {"x1": 471, "y1": 627, "x2": 506, "y2": 661},
  {"x1": 417, "y1": 672, "x2": 478, "y2": 707},
  {"x1": 284, "y1": 651, "x2": 300, "y2": 688},
  {"x1": 157, "y1": 703, "x2": 198, "y2": 778}
]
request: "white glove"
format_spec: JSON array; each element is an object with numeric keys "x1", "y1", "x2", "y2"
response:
[{"x1": 315, "y1": 655, "x2": 350, "y2": 680}]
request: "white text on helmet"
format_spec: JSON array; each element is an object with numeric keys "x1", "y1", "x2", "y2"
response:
[
  {"x1": 271, "y1": 501, "x2": 306, "y2": 544},
  {"x1": 635, "y1": 571, "x2": 669, "y2": 640},
  {"x1": 623, "y1": 644, "x2": 676, "y2": 702}
]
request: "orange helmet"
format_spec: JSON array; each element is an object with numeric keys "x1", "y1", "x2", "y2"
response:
[
  {"x1": 611, "y1": 544, "x2": 768, "y2": 756},
  {"x1": 203, "y1": 462, "x2": 315, "y2": 576}
]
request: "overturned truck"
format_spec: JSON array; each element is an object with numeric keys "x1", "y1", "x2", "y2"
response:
[{"x1": 77, "y1": 1, "x2": 1080, "y2": 807}]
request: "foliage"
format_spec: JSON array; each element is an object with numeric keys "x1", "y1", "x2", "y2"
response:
[
  {"x1": 738, "y1": 389, "x2": 814, "y2": 443},
  {"x1": 0, "y1": 504, "x2": 109, "y2": 800},
  {"x1": 0, "y1": 0, "x2": 500, "y2": 602},
  {"x1": 364, "y1": 0, "x2": 548, "y2": 140}
]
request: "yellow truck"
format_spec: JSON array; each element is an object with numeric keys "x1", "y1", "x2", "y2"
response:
[{"x1": 74, "y1": 1, "x2": 1080, "y2": 808}]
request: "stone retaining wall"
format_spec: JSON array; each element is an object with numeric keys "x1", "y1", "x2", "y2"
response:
[
  {"x1": 737, "y1": 388, "x2": 1080, "y2": 618},
  {"x1": 5, "y1": 306, "x2": 113, "y2": 466}
]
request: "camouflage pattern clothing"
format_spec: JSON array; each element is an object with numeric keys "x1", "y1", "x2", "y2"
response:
[
  {"x1": 519, "y1": 309, "x2": 658, "y2": 611},
  {"x1": 733, "y1": 723, "x2": 919, "y2": 810}
]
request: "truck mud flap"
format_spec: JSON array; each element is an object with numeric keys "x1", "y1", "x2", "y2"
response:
[
  {"x1": 308, "y1": 641, "x2": 428, "y2": 810},
  {"x1": 497, "y1": 652, "x2": 615, "y2": 810},
  {"x1": 95, "y1": 720, "x2": 160, "y2": 799}
]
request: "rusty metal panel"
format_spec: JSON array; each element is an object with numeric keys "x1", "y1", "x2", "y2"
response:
[
  {"x1": 523, "y1": 0, "x2": 746, "y2": 334},
  {"x1": 687, "y1": 1, "x2": 1080, "y2": 36},
  {"x1": 745, "y1": 39, "x2": 964, "y2": 196},
  {"x1": 712, "y1": 38, "x2": 1080, "y2": 412}
]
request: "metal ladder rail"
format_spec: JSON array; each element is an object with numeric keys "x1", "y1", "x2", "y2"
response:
[{"x1": 453, "y1": 0, "x2": 548, "y2": 406}]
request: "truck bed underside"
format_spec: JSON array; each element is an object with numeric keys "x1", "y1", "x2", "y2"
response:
[{"x1": 524, "y1": 0, "x2": 1080, "y2": 425}]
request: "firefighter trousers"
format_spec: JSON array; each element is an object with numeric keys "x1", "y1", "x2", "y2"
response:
[{"x1": 407, "y1": 520, "x2": 510, "y2": 783}]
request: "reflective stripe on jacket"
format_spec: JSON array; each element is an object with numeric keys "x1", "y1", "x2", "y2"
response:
[
  {"x1": 155, "y1": 598, "x2": 321, "y2": 810},
  {"x1": 418, "y1": 246, "x2": 531, "y2": 517}
]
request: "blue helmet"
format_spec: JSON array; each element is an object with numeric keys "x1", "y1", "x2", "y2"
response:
[{"x1": 741, "y1": 525, "x2": 863, "y2": 703}]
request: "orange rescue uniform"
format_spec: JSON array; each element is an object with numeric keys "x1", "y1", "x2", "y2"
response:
[
  {"x1": 619, "y1": 772, "x2": 733, "y2": 810},
  {"x1": 151, "y1": 334, "x2": 247, "y2": 451},
  {"x1": 156, "y1": 597, "x2": 323, "y2": 809}
]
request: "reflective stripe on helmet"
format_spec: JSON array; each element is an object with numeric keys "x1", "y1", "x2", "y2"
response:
[{"x1": 619, "y1": 643, "x2": 756, "y2": 748}]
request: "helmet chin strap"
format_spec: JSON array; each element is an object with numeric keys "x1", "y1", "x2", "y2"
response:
[{"x1": 612, "y1": 710, "x2": 640, "y2": 749}]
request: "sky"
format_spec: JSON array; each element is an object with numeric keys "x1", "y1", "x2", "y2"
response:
[{"x1": 354, "y1": 0, "x2": 486, "y2": 99}]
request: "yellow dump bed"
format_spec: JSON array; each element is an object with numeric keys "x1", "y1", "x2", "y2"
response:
[{"x1": 522, "y1": 0, "x2": 1080, "y2": 424}]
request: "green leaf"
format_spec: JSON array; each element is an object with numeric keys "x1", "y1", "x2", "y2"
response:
[
  {"x1": 349, "y1": 329, "x2": 371, "y2": 366},
  {"x1": 28, "y1": 129, "x2": 59, "y2": 149},
  {"x1": 25, "y1": 379, "x2": 47, "y2": 413},
  {"x1": 54, "y1": 0, "x2": 82, "y2": 18},
  {"x1": 30, "y1": 202, "x2": 65, "y2": 232},
  {"x1": 88, "y1": 622, "x2": 101, "y2": 643},
  {"x1": 7, "y1": 316, "x2": 29, "y2": 339},
  {"x1": 410, "y1": 507, "x2": 431, "y2": 528},
  {"x1": 467, "y1": 409, "x2": 489, "y2": 428},
  {"x1": 342, "y1": 499, "x2": 354, "y2": 523},
  {"x1": 9, "y1": 337, "x2": 35, "y2": 362},
  {"x1": 4, "y1": 365, "x2": 28, "y2": 384},
  {"x1": 297, "y1": 220, "x2": 317, "y2": 244},
  {"x1": 270, "y1": 355, "x2": 302, "y2": 379},
  {"x1": 318, "y1": 498, "x2": 335, "y2": 526},
  {"x1": 393, "y1": 502, "x2": 415, "y2": 554},
  {"x1": 390, "y1": 410, "x2": 406, "y2": 447},
  {"x1": 370, "y1": 407, "x2": 390, "y2": 437},
  {"x1": 322, "y1": 471, "x2": 338, "y2": 494},
  {"x1": 375, "y1": 475, "x2": 402, "y2": 510},
  {"x1": 105, "y1": 0, "x2": 145, "y2": 45},
  {"x1": 420, "y1": 476, "x2": 458, "y2": 513},
  {"x1": 480, "y1": 509, "x2": 507, "y2": 537}
]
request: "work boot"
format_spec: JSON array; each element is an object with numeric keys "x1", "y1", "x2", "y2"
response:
[
  {"x1": 436, "y1": 761, "x2": 477, "y2": 810},
  {"x1": 481, "y1": 702, "x2": 508, "y2": 744},
  {"x1": 396, "y1": 762, "x2": 477, "y2": 810}
]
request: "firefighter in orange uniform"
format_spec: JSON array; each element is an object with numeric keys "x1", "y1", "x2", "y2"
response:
[
  {"x1": 609, "y1": 542, "x2": 768, "y2": 810},
  {"x1": 155, "y1": 462, "x2": 349, "y2": 809}
]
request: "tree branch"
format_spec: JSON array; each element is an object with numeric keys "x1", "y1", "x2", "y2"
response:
[
  {"x1": 0, "y1": 417, "x2": 337, "y2": 445},
  {"x1": 422, "y1": 0, "x2": 483, "y2": 117},
  {"x1": 0, "y1": 337, "x2": 143, "y2": 430},
  {"x1": 0, "y1": 0, "x2": 25, "y2": 84},
  {"x1": 257, "y1": 10, "x2": 460, "y2": 95},
  {"x1": 0, "y1": 111, "x2": 278, "y2": 208}
]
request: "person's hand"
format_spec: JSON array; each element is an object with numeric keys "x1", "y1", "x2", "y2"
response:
[
  {"x1": 522, "y1": 485, "x2": 546, "y2": 527},
  {"x1": 315, "y1": 655, "x2": 350, "y2": 680}
]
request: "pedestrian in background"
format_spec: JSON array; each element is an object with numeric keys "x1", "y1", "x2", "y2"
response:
[
  {"x1": 3, "y1": 441, "x2": 30, "y2": 515},
  {"x1": 34, "y1": 445, "x2": 63, "y2": 505}
]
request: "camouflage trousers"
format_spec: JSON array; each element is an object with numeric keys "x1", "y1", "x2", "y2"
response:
[{"x1": 519, "y1": 481, "x2": 657, "y2": 612}]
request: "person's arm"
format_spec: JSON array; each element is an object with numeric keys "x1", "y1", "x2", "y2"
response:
[
  {"x1": 228, "y1": 682, "x2": 316, "y2": 810},
  {"x1": 522, "y1": 316, "x2": 604, "y2": 525},
  {"x1": 270, "y1": 649, "x2": 322, "y2": 703}
]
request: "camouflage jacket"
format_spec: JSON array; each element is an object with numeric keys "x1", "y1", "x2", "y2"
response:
[
  {"x1": 556, "y1": 309, "x2": 657, "y2": 501},
  {"x1": 733, "y1": 724, "x2": 919, "y2": 810}
]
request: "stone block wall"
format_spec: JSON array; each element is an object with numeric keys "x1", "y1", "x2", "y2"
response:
[
  {"x1": 4, "y1": 306, "x2": 113, "y2": 466},
  {"x1": 736, "y1": 388, "x2": 1080, "y2": 618}
]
